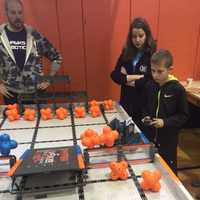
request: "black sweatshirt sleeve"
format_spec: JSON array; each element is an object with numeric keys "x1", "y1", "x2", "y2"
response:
[
  {"x1": 164, "y1": 86, "x2": 189, "y2": 128},
  {"x1": 110, "y1": 54, "x2": 127, "y2": 85}
]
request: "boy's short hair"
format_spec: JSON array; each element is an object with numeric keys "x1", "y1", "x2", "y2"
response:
[
  {"x1": 4, "y1": 0, "x2": 23, "y2": 12},
  {"x1": 151, "y1": 49, "x2": 173, "y2": 68}
]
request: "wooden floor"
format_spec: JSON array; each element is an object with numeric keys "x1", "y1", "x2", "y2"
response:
[{"x1": 178, "y1": 128, "x2": 200, "y2": 199}]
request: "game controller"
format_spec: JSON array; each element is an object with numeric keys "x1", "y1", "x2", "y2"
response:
[{"x1": 142, "y1": 117, "x2": 154, "y2": 126}]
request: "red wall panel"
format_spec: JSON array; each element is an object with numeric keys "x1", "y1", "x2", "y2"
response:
[
  {"x1": 0, "y1": 0, "x2": 6, "y2": 23},
  {"x1": 57, "y1": 0, "x2": 86, "y2": 91},
  {"x1": 157, "y1": 0, "x2": 200, "y2": 80},
  {"x1": 23, "y1": 0, "x2": 61, "y2": 74},
  {"x1": 23, "y1": 0, "x2": 66, "y2": 95},
  {"x1": 83, "y1": 0, "x2": 130, "y2": 100},
  {"x1": 131, "y1": 0, "x2": 159, "y2": 40},
  {"x1": 194, "y1": 24, "x2": 200, "y2": 80},
  {"x1": 0, "y1": 0, "x2": 200, "y2": 103}
]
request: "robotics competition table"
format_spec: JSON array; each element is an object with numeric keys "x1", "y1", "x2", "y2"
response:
[{"x1": 0, "y1": 102, "x2": 194, "y2": 200}]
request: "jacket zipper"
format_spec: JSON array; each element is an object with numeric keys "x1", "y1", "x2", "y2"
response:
[{"x1": 154, "y1": 89, "x2": 161, "y2": 143}]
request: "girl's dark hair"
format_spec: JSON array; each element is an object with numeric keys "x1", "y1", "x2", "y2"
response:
[{"x1": 122, "y1": 17, "x2": 156, "y2": 61}]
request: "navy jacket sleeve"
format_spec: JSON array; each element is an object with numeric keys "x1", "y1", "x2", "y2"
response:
[
  {"x1": 134, "y1": 73, "x2": 152, "y2": 91},
  {"x1": 135, "y1": 54, "x2": 153, "y2": 90},
  {"x1": 141, "y1": 81, "x2": 150, "y2": 118},
  {"x1": 164, "y1": 86, "x2": 189, "y2": 128},
  {"x1": 110, "y1": 54, "x2": 127, "y2": 85}
]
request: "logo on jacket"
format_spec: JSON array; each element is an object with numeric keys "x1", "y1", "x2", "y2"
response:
[
  {"x1": 139, "y1": 65, "x2": 147, "y2": 73},
  {"x1": 10, "y1": 41, "x2": 26, "y2": 50},
  {"x1": 164, "y1": 94, "x2": 173, "y2": 98}
]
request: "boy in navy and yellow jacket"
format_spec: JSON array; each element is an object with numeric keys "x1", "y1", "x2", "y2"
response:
[{"x1": 142, "y1": 49, "x2": 189, "y2": 174}]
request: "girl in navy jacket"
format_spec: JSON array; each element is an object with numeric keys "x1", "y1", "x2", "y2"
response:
[{"x1": 111, "y1": 17, "x2": 156, "y2": 127}]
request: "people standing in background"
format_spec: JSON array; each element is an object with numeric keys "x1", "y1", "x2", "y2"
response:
[
  {"x1": 110, "y1": 17, "x2": 156, "y2": 128},
  {"x1": 0, "y1": 0, "x2": 62, "y2": 104}
]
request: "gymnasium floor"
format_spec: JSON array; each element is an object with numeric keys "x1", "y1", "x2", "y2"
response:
[{"x1": 178, "y1": 128, "x2": 200, "y2": 199}]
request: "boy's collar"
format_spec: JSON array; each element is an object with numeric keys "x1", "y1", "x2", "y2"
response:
[
  {"x1": 157, "y1": 74, "x2": 178, "y2": 87},
  {"x1": 168, "y1": 74, "x2": 178, "y2": 81}
]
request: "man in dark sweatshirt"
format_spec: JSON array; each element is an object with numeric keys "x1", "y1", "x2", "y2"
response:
[{"x1": 141, "y1": 49, "x2": 189, "y2": 174}]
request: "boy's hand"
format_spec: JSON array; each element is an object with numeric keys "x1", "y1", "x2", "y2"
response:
[
  {"x1": 142, "y1": 116, "x2": 151, "y2": 121},
  {"x1": 151, "y1": 118, "x2": 164, "y2": 128}
]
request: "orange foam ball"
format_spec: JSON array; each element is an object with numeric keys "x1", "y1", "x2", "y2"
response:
[
  {"x1": 81, "y1": 137, "x2": 94, "y2": 149},
  {"x1": 40, "y1": 108, "x2": 53, "y2": 120},
  {"x1": 81, "y1": 128, "x2": 100, "y2": 149},
  {"x1": 104, "y1": 99, "x2": 114, "y2": 110},
  {"x1": 120, "y1": 160, "x2": 128, "y2": 169},
  {"x1": 154, "y1": 170, "x2": 161, "y2": 180},
  {"x1": 110, "y1": 171, "x2": 119, "y2": 180},
  {"x1": 152, "y1": 182, "x2": 161, "y2": 192},
  {"x1": 7, "y1": 103, "x2": 18, "y2": 110},
  {"x1": 99, "y1": 126, "x2": 119, "y2": 147},
  {"x1": 99, "y1": 134, "x2": 105, "y2": 145},
  {"x1": 109, "y1": 161, "x2": 128, "y2": 180},
  {"x1": 111, "y1": 130, "x2": 119, "y2": 140},
  {"x1": 6, "y1": 105, "x2": 20, "y2": 121},
  {"x1": 104, "y1": 135, "x2": 115, "y2": 147},
  {"x1": 8, "y1": 115, "x2": 15, "y2": 121},
  {"x1": 119, "y1": 170, "x2": 128, "y2": 180},
  {"x1": 103, "y1": 132, "x2": 118, "y2": 147},
  {"x1": 141, "y1": 180, "x2": 150, "y2": 190},
  {"x1": 56, "y1": 107, "x2": 68, "y2": 120},
  {"x1": 103, "y1": 126, "x2": 112, "y2": 134},
  {"x1": 140, "y1": 170, "x2": 161, "y2": 192},
  {"x1": 90, "y1": 105, "x2": 101, "y2": 117},
  {"x1": 109, "y1": 161, "x2": 118, "y2": 171},
  {"x1": 84, "y1": 129, "x2": 96, "y2": 137},
  {"x1": 89, "y1": 100, "x2": 98, "y2": 107},
  {"x1": 74, "y1": 106, "x2": 86, "y2": 118},
  {"x1": 91, "y1": 134, "x2": 101, "y2": 145},
  {"x1": 24, "y1": 108, "x2": 36, "y2": 121},
  {"x1": 6, "y1": 109, "x2": 15, "y2": 116}
]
